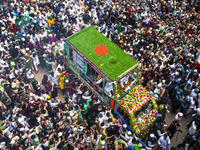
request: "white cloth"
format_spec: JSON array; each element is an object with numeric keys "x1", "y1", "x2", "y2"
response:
[
  {"x1": 104, "y1": 81, "x2": 113, "y2": 96},
  {"x1": 189, "y1": 121, "x2": 196, "y2": 135},
  {"x1": 48, "y1": 75, "x2": 59, "y2": 86},
  {"x1": 158, "y1": 135, "x2": 170, "y2": 148}
]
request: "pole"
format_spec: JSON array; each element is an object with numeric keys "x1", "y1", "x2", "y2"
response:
[{"x1": 176, "y1": 130, "x2": 179, "y2": 141}]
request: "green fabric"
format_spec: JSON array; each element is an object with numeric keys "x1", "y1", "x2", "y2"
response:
[
  {"x1": 67, "y1": 26, "x2": 138, "y2": 81},
  {"x1": 134, "y1": 144, "x2": 141, "y2": 150},
  {"x1": 83, "y1": 98, "x2": 92, "y2": 114},
  {"x1": 24, "y1": 61, "x2": 30, "y2": 69},
  {"x1": 116, "y1": 24, "x2": 122, "y2": 33},
  {"x1": 0, "y1": 85, "x2": 4, "y2": 92},
  {"x1": 15, "y1": 15, "x2": 30, "y2": 28},
  {"x1": 45, "y1": 29, "x2": 52, "y2": 34},
  {"x1": 49, "y1": 147, "x2": 54, "y2": 150},
  {"x1": 43, "y1": 58, "x2": 52, "y2": 71},
  {"x1": 184, "y1": 84, "x2": 188, "y2": 92},
  {"x1": 0, "y1": 126, "x2": 4, "y2": 130},
  {"x1": 118, "y1": 139, "x2": 122, "y2": 144},
  {"x1": 34, "y1": 136, "x2": 40, "y2": 145},
  {"x1": 44, "y1": 105, "x2": 48, "y2": 116},
  {"x1": 76, "y1": 109, "x2": 83, "y2": 122},
  {"x1": 10, "y1": 61, "x2": 16, "y2": 68}
]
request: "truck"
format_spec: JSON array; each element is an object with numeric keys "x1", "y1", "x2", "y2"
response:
[{"x1": 64, "y1": 26, "x2": 158, "y2": 137}]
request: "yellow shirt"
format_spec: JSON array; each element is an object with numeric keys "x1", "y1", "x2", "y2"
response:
[{"x1": 48, "y1": 19, "x2": 55, "y2": 27}]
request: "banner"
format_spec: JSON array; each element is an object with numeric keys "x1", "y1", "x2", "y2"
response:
[{"x1": 15, "y1": 15, "x2": 30, "y2": 28}]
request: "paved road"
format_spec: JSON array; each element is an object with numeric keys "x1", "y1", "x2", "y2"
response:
[{"x1": 34, "y1": 66, "x2": 193, "y2": 149}]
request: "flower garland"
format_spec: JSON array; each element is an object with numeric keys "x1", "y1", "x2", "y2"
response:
[{"x1": 118, "y1": 85, "x2": 158, "y2": 137}]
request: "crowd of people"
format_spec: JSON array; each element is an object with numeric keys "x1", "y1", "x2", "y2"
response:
[{"x1": 0, "y1": 0, "x2": 200, "y2": 149}]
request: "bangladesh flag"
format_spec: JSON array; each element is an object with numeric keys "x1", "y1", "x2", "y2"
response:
[
  {"x1": 67, "y1": 26, "x2": 138, "y2": 81},
  {"x1": 15, "y1": 15, "x2": 30, "y2": 28}
]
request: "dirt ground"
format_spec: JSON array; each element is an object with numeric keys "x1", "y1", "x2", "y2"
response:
[{"x1": 34, "y1": 66, "x2": 193, "y2": 149}]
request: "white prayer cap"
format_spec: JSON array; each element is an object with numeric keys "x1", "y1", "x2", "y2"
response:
[
  {"x1": 26, "y1": 48, "x2": 29, "y2": 51},
  {"x1": 33, "y1": 20, "x2": 37, "y2": 23},
  {"x1": 150, "y1": 134, "x2": 155, "y2": 138},
  {"x1": 58, "y1": 132, "x2": 63, "y2": 137},
  {"x1": 178, "y1": 113, "x2": 183, "y2": 117},
  {"x1": 178, "y1": 68, "x2": 181, "y2": 71},
  {"x1": 43, "y1": 54, "x2": 47, "y2": 57},
  {"x1": 70, "y1": 112, "x2": 74, "y2": 117},
  {"x1": 49, "y1": 34, "x2": 52, "y2": 37},
  {"x1": 170, "y1": 65, "x2": 175, "y2": 68},
  {"x1": 22, "y1": 38, "x2": 25, "y2": 41},
  {"x1": 30, "y1": 74, "x2": 34, "y2": 79},
  {"x1": 194, "y1": 69, "x2": 197, "y2": 73},
  {"x1": 151, "y1": 52, "x2": 154, "y2": 55},
  {"x1": 175, "y1": 72, "x2": 179, "y2": 75},
  {"x1": 123, "y1": 124, "x2": 127, "y2": 128},
  {"x1": 162, "y1": 80, "x2": 166, "y2": 83},
  {"x1": 157, "y1": 83, "x2": 162, "y2": 88},
  {"x1": 195, "y1": 88, "x2": 199, "y2": 92},
  {"x1": 138, "y1": 143, "x2": 143, "y2": 148}
]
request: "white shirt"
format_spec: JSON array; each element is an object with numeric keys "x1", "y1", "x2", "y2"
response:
[
  {"x1": 48, "y1": 75, "x2": 59, "y2": 86},
  {"x1": 189, "y1": 97, "x2": 195, "y2": 109},
  {"x1": 50, "y1": 100, "x2": 60, "y2": 108},
  {"x1": 17, "y1": 115, "x2": 26, "y2": 125},
  {"x1": 158, "y1": 136, "x2": 170, "y2": 148}
]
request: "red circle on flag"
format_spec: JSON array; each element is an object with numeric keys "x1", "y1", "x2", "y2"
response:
[{"x1": 94, "y1": 45, "x2": 108, "y2": 55}]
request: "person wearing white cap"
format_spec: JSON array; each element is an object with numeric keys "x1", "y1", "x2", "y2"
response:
[
  {"x1": 31, "y1": 53, "x2": 40, "y2": 73},
  {"x1": 120, "y1": 124, "x2": 128, "y2": 141},
  {"x1": 175, "y1": 72, "x2": 179, "y2": 76},
  {"x1": 189, "y1": 121, "x2": 197, "y2": 136},
  {"x1": 124, "y1": 131, "x2": 132, "y2": 142},
  {"x1": 153, "y1": 83, "x2": 162, "y2": 99},
  {"x1": 147, "y1": 134, "x2": 157, "y2": 149},
  {"x1": 50, "y1": 98, "x2": 60, "y2": 108},
  {"x1": 173, "y1": 112, "x2": 183, "y2": 124},
  {"x1": 190, "y1": 88, "x2": 199, "y2": 97}
]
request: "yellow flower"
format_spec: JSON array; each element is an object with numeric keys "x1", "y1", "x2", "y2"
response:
[{"x1": 119, "y1": 32, "x2": 122, "y2": 35}]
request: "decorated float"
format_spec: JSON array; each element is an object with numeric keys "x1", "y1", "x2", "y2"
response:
[{"x1": 64, "y1": 26, "x2": 158, "y2": 136}]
